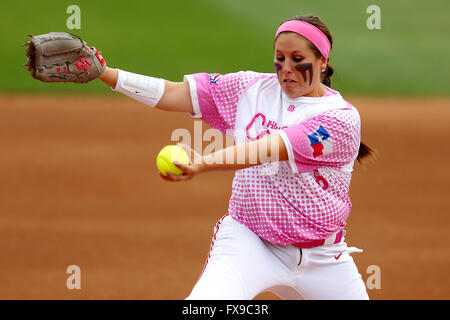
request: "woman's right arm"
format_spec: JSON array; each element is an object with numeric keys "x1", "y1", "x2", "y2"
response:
[{"x1": 99, "y1": 67, "x2": 194, "y2": 113}]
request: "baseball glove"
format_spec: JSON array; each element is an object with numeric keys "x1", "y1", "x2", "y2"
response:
[{"x1": 24, "y1": 32, "x2": 106, "y2": 83}]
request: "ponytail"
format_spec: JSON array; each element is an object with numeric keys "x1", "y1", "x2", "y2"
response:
[{"x1": 357, "y1": 142, "x2": 375, "y2": 163}]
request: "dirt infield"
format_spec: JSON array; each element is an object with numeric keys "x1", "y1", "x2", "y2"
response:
[{"x1": 0, "y1": 94, "x2": 448, "y2": 300}]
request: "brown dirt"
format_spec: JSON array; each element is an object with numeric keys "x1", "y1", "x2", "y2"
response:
[{"x1": 0, "y1": 94, "x2": 449, "y2": 300}]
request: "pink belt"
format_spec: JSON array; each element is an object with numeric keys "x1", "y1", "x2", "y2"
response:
[{"x1": 292, "y1": 229, "x2": 345, "y2": 249}]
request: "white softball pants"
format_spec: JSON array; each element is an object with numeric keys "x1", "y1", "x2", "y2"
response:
[{"x1": 187, "y1": 215, "x2": 369, "y2": 300}]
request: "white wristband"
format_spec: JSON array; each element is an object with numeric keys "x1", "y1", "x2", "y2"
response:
[{"x1": 113, "y1": 69, "x2": 165, "y2": 107}]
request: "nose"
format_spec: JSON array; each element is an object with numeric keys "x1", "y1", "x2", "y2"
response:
[
  {"x1": 280, "y1": 61, "x2": 296, "y2": 74},
  {"x1": 275, "y1": 60, "x2": 296, "y2": 76}
]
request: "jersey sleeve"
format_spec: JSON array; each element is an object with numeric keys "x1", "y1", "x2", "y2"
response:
[
  {"x1": 183, "y1": 71, "x2": 263, "y2": 134},
  {"x1": 278, "y1": 108, "x2": 361, "y2": 173}
]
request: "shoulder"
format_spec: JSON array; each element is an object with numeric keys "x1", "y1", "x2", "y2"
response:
[
  {"x1": 318, "y1": 109, "x2": 361, "y2": 136},
  {"x1": 319, "y1": 90, "x2": 361, "y2": 126},
  {"x1": 305, "y1": 95, "x2": 361, "y2": 138},
  {"x1": 214, "y1": 71, "x2": 277, "y2": 89},
  {"x1": 234, "y1": 72, "x2": 279, "y2": 98},
  {"x1": 335, "y1": 100, "x2": 360, "y2": 125}
]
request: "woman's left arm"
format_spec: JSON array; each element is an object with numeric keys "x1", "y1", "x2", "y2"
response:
[{"x1": 160, "y1": 133, "x2": 289, "y2": 182}]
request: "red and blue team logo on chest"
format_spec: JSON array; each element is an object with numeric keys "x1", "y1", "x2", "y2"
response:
[
  {"x1": 308, "y1": 126, "x2": 333, "y2": 158},
  {"x1": 209, "y1": 73, "x2": 222, "y2": 84}
]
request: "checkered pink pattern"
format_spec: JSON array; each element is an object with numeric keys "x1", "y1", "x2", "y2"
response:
[{"x1": 185, "y1": 71, "x2": 361, "y2": 245}]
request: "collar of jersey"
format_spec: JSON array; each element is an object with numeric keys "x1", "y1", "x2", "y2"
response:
[{"x1": 281, "y1": 85, "x2": 342, "y2": 104}]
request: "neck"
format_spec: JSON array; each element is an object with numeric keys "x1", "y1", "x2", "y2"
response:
[{"x1": 302, "y1": 84, "x2": 328, "y2": 98}]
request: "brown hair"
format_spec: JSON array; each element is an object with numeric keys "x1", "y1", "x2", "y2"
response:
[
  {"x1": 356, "y1": 142, "x2": 375, "y2": 163},
  {"x1": 279, "y1": 14, "x2": 374, "y2": 162}
]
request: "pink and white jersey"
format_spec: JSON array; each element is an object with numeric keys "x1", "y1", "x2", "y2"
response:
[{"x1": 184, "y1": 71, "x2": 361, "y2": 245}]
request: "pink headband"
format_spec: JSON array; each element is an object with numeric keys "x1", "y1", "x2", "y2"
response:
[{"x1": 275, "y1": 20, "x2": 331, "y2": 60}]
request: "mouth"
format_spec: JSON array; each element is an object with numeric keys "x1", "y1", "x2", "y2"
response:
[{"x1": 283, "y1": 79, "x2": 297, "y2": 85}]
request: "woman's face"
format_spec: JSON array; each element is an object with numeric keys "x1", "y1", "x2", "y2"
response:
[{"x1": 274, "y1": 33, "x2": 327, "y2": 98}]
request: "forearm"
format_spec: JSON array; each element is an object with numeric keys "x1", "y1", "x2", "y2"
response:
[
  {"x1": 199, "y1": 133, "x2": 289, "y2": 173},
  {"x1": 99, "y1": 67, "x2": 193, "y2": 113},
  {"x1": 162, "y1": 133, "x2": 289, "y2": 182}
]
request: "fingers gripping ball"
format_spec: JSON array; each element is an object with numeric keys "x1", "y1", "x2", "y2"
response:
[{"x1": 156, "y1": 145, "x2": 190, "y2": 176}]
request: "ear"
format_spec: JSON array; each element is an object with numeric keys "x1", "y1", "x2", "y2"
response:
[{"x1": 320, "y1": 57, "x2": 328, "y2": 73}]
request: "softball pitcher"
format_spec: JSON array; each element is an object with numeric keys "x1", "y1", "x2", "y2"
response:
[{"x1": 25, "y1": 14, "x2": 373, "y2": 299}]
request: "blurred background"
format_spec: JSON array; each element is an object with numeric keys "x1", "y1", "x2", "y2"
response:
[{"x1": 0, "y1": 0, "x2": 449, "y2": 299}]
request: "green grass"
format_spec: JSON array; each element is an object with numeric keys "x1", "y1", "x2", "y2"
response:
[{"x1": 1, "y1": 0, "x2": 449, "y2": 95}]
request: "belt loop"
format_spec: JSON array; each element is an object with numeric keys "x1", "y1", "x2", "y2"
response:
[
  {"x1": 324, "y1": 229, "x2": 343, "y2": 246},
  {"x1": 334, "y1": 230, "x2": 344, "y2": 244}
]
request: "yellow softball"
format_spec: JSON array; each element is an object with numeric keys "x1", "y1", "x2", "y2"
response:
[{"x1": 156, "y1": 145, "x2": 190, "y2": 176}]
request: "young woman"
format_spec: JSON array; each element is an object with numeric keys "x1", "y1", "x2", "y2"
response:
[{"x1": 97, "y1": 15, "x2": 372, "y2": 299}]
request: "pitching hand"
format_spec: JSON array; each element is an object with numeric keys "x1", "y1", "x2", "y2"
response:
[{"x1": 159, "y1": 143, "x2": 204, "y2": 182}]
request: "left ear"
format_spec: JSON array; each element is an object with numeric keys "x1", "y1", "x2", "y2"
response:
[{"x1": 320, "y1": 57, "x2": 328, "y2": 73}]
